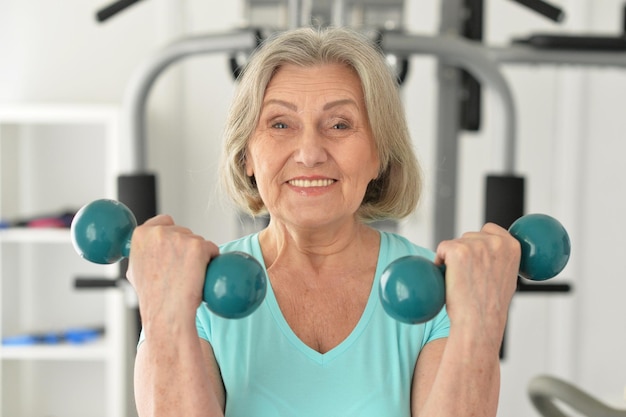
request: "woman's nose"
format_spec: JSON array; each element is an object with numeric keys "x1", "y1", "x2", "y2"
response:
[{"x1": 293, "y1": 129, "x2": 328, "y2": 167}]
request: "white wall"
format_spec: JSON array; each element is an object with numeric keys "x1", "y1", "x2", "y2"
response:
[{"x1": 1, "y1": 0, "x2": 625, "y2": 416}]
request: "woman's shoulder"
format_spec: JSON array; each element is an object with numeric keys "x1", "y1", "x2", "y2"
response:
[
  {"x1": 219, "y1": 233, "x2": 260, "y2": 253},
  {"x1": 379, "y1": 230, "x2": 435, "y2": 261}
]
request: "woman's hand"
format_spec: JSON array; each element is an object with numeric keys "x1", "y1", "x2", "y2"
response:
[
  {"x1": 434, "y1": 222, "x2": 520, "y2": 343},
  {"x1": 126, "y1": 215, "x2": 220, "y2": 325}
]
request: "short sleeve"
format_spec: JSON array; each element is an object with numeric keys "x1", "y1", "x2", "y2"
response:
[
  {"x1": 196, "y1": 303, "x2": 212, "y2": 342},
  {"x1": 423, "y1": 305, "x2": 450, "y2": 345}
]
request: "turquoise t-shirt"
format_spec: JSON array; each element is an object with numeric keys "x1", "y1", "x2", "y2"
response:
[{"x1": 196, "y1": 231, "x2": 450, "y2": 417}]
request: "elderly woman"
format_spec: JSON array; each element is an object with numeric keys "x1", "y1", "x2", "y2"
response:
[{"x1": 129, "y1": 27, "x2": 520, "y2": 417}]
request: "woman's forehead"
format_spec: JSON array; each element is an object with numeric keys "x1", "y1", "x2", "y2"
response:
[{"x1": 262, "y1": 63, "x2": 366, "y2": 108}]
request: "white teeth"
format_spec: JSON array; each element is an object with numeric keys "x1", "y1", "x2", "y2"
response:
[{"x1": 288, "y1": 179, "x2": 335, "y2": 188}]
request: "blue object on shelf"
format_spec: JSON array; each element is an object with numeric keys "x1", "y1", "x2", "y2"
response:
[
  {"x1": 2, "y1": 335, "x2": 38, "y2": 346},
  {"x1": 41, "y1": 332, "x2": 62, "y2": 344},
  {"x1": 64, "y1": 328, "x2": 102, "y2": 344},
  {"x1": 2, "y1": 327, "x2": 104, "y2": 346}
]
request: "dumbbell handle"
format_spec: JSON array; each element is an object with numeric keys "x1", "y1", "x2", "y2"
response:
[
  {"x1": 71, "y1": 199, "x2": 267, "y2": 319},
  {"x1": 380, "y1": 213, "x2": 571, "y2": 324}
]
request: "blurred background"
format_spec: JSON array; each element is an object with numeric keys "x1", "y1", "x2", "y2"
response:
[{"x1": 0, "y1": 0, "x2": 625, "y2": 416}]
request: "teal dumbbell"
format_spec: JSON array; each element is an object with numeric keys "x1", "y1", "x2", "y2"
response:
[
  {"x1": 380, "y1": 214, "x2": 571, "y2": 324},
  {"x1": 71, "y1": 199, "x2": 267, "y2": 319}
]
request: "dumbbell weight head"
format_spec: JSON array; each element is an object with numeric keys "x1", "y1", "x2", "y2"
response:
[
  {"x1": 379, "y1": 256, "x2": 446, "y2": 324},
  {"x1": 71, "y1": 199, "x2": 136, "y2": 264},
  {"x1": 204, "y1": 252, "x2": 267, "y2": 319},
  {"x1": 71, "y1": 199, "x2": 267, "y2": 319},
  {"x1": 509, "y1": 213, "x2": 571, "y2": 281}
]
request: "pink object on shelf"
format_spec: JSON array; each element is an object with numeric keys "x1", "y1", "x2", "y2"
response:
[{"x1": 28, "y1": 218, "x2": 68, "y2": 228}]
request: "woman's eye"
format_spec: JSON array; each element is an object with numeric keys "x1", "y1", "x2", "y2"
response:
[
  {"x1": 332, "y1": 122, "x2": 349, "y2": 130},
  {"x1": 272, "y1": 122, "x2": 288, "y2": 129}
]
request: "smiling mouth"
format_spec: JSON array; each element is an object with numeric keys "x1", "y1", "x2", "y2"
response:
[{"x1": 288, "y1": 179, "x2": 336, "y2": 187}]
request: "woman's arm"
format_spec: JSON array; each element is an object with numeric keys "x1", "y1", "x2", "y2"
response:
[
  {"x1": 127, "y1": 215, "x2": 226, "y2": 417},
  {"x1": 135, "y1": 335, "x2": 226, "y2": 416},
  {"x1": 411, "y1": 222, "x2": 519, "y2": 417},
  {"x1": 411, "y1": 334, "x2": 501, "y2": 416}
]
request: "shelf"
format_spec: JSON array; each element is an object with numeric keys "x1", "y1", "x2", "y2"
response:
[
  {"x1": 0, "y1": 102, "x2": 130, "y2": 417},
  {"x1": 0, "y1": 228, "x2": 71, "y2": 243},
  {"x1": 1, "y1": 337, "x2": 108, "y2": 361},
  {"x1": 0, "y1": 104, "x2": 120, "y2": 125}
]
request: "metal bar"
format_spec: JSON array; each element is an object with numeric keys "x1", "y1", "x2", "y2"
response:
[
  {"x1": 433, "y1": 64, "x2": 462, "y2": 243},
  {"x1": 287, "y1": 0, "x2": 302, "y2": 28},
  {"x1": 432, "y1": 0, "x2": 464, "y2": 243},
  {"x1": 332, "y1": 0, "x2": 347, "y2": 27},
  {"x1": 508, "y1": 0, "x2": 565, "y2": 22},
  {"x1": 121, "y1": 30, "x2": 259, "y2": 172},
  {"x1": 382, "y1": 32, "x2": 518, "y2": 171},
  {"x1": 95, "y1": 0, "x2": 143, "y2": 23},
  {"x1": 489, "y1": 45, "x2": 626, "y2": 67},
  {"x1": 528, "y1": 375, "x2": 626, "y2": 417}
]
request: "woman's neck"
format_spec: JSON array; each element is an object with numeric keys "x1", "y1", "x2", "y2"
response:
[{"x1": 258, "y1": 218, "x2": 379, "y2": 274}]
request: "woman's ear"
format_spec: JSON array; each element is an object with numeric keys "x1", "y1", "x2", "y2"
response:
[
  {"x1": 246, "y1": 161, "x2": 254, "y2": 177},
  {"x1": 245, "y1": 150, "x2": 254, "y2": 177},
  {"x1": 372, "y1": 158, "x2": 383, "y2": 181}
]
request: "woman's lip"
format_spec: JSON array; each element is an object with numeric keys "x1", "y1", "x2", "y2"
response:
[{"x1": 287, "y1": 178, "x2": 337, "y2": 188}]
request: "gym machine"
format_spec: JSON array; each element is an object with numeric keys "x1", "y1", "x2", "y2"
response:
[
  {"x1": 92, "y1": 0, "x2": 626, "y2": 245},
  {"x1": 528, "y1": 374, "x2": 626, "y2": 417},
  {"x1": 91, "y1": 0, "x2": 626, "y2": 344}
]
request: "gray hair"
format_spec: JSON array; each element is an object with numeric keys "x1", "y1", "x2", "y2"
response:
[{"x1": 220, "y1": 26, "x2": 422, "y2": 222}]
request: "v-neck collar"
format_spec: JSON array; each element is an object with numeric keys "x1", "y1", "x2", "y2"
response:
[{"x1": 250, "y1": 232, "x2": 386, "y2": 365}]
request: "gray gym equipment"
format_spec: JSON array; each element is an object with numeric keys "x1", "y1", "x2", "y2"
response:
[
  {"x1": 114, "y1": 1, "x2": 626, "y2": 240},
  {"x1": 528, "y1": 375, "x2": 626, "y2": 417}
]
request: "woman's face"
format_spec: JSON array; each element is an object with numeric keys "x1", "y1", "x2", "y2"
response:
[{"x1": 246, "y1": 63, "x2": 380, "y2": 230}]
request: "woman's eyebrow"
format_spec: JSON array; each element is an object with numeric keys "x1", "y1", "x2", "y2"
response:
[
  {"x1": 323, "y1": 99, "x2": 358, "y2": 111},
  {"x1": 262, "y1": 98, "x2": 358, "y2": 112},
  {"x1": 262, "y1": 99, "x2": 297, "y2": 111}
]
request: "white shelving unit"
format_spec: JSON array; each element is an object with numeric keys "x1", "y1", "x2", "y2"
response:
[{"x1": 0, "y1": 104, "x2": 134, "y2": 417}]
